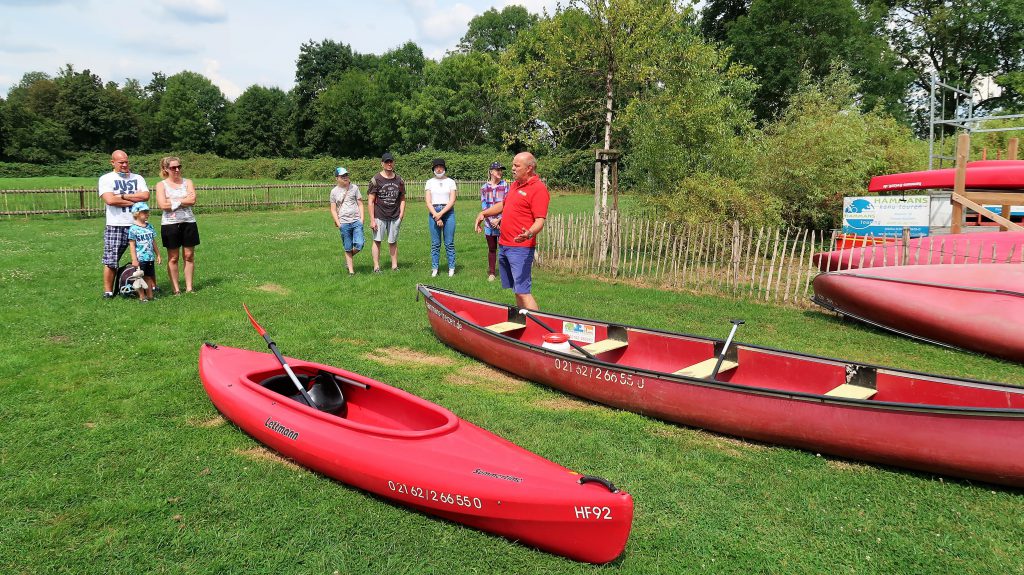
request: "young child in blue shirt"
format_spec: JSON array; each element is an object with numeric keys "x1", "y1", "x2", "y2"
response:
[{"x1": 127, "y1": 202, "x2": 162, "y2": 302}]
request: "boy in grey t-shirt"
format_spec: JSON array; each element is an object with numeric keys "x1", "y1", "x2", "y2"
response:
[{"x1": 329, "y1": 167, "x2": 364, "y2": 275}]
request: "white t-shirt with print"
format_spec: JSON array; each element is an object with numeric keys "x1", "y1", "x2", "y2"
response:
[{"x1": 98, "y1": 171, "x2": 149, "y2": 226}]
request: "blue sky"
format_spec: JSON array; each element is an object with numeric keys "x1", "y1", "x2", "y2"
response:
[{"x1": 0, "y1": 0, "x2": 559, "y2": 99}]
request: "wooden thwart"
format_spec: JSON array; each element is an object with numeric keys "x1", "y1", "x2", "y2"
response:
[
  {"x1": 485, "y1": 321, "x2": 526, "y2": 334},
  {"x1": 824, "y1": 383, "x2": 877, "y2": 400},
  {"x1": 673, "y1": 358, "x2": 738, "y2": 379},
  {"x1": 580, "y1": 339, "x2": 629, "y2": 355}
]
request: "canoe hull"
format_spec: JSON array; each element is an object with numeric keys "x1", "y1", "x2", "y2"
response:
[
  {"x1": 868, "y1": 165, "x2": 1024, "y2": 192},
  {"x1": 813, "y1": 264, "x2": 1024, "y2": 362},
  {"x1": 199, "y1": 344, "x2": 633, "y2": 563},
  {"x1": 813, "y1": 231, "x2": 1024, "y2": 271},
  {"x1": 419, "y1": 286, "x2": 1024, "y2": 487}
]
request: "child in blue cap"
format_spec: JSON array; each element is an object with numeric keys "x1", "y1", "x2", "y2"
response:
[{"x1": 127, "y1": 201, "x2": 161, "y2": 301}]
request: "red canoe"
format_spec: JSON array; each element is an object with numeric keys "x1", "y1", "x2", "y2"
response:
[
  {"x1": 417, "y1": 285, "x2": 1024, "y2": 487},
  {"x1": 868, "y1": 165, "x2": 1024, "y2": 192},
  {"x1": 812, "y1": 264, "x2": 1024, "y2": 362},
  {"x1": 813, "y1": 231, "x2": 1024, "y2": 271},
  {"x1": 199, "y1": 344, "x2": 633, "y2": 563}
]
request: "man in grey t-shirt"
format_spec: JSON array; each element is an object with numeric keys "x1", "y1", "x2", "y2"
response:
[
  {"x1": 329, "y1": 167, "x2": 364, "y2": 275},
  {"x1": 367, "y1": 152, "x2": 406, "y2": 272}
]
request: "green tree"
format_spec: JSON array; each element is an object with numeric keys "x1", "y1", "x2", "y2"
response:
[
  {"x1": 2, "y1": 72, "x2": 70, "y2": 162},
  {"x1": 399, "y1": 52, "x2": 505, "y2": 150},
  {"x1": 748, "y1": 67, "x2": 920, "y2": 229},
  {"x1": 458, "y1": 5, "x2": 539, "y2": 54},
  {"x1": 153, "y1": 71, "x2": 227, "y2": 153},
  {"x1": 726, "y1": 0, "x2": 910, "y2": 120},
  {"x1": 53, "y1": 65, "x2": 140, "y2": 152},
  {"x1": 882, "y1": 0, "x2": 1024, "y2": 115},
  {"x1": 363, "y1": 42, "x2": 426, "y2": 153},
  {"x1": 699, "y1": 0, "x2": 749, "y2": 43},
  {"x1": 219, "y1": 85, "x2": 296, "y2": 158},
  {"x1": 293, "y1": 39, "x2": 355, "y2": 151},
  {"x1": 307, "y1": 70, "x2": 374, "y2": 158}
]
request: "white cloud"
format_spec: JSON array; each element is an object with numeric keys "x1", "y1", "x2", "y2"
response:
[
  {"x1": 159, "y1": 0, "x2": 227, "y2": 24},
  {"x1": 203, "y1": 58, "x2": 242, "y2": 100}
]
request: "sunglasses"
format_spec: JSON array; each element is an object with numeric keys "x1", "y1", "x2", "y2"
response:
[{"x1": 168, "y1": 165, "x2": 182, "y2": 171}]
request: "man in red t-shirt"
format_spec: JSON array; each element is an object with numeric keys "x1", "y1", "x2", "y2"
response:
[{"x1": 475, "y1": 152, "x2": 550, "y2": 310}]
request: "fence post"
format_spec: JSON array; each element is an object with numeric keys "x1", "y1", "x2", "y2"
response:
[
  {"x1": 902, "y1": 227, "x2": 910, "y2": 265},
  {"x1": 731, "y1": 220, "x2": 741, "y2": 292}
]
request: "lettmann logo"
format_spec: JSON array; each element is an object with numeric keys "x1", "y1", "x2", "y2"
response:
[
  {"x1": 264, "y1": 417, "x2": 299, "y2": 440},
  {"x1": 473, "y1": 468, "x2": 523, "y2": 483}
]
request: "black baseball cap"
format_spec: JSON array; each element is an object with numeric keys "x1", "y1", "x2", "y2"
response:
[
  {"x1": 381, "y1": 152, "x2": 395, "y2": 162},
  {"x1": 432, "y1": 158, "x2": 446, "y2": 169}
]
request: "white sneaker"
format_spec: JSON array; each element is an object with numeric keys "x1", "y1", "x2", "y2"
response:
[
  {"x1": 431, "y1": 269, "x2": 438, "y2": 277},
  {"x1": 448, "y1": 268, "x2": 455, "y2": 277},
  {"x1": 487, "y1": 274, "x2": 495, "y2": 282}
]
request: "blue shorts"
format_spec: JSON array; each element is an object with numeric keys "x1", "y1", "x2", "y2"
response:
[
  {"x1": 497, "y1": 245, "x2": 535, "y2": 294},
  {"x1": 339, "y1": 222, "x2": 364, "y2": 252}
]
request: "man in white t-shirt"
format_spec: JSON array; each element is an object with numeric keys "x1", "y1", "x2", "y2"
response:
[{"x1": 99, "y1": 150, "x2": 150, "y2": 298}]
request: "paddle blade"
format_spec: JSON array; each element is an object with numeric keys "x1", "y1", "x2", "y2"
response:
[{"x1": 242, "y1": 303, "x2": 267, "y2": 336}]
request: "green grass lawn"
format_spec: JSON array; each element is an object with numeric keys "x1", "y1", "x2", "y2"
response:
[{"x1": 2, "y1": 198, "x2": 1023, "y2": 574}]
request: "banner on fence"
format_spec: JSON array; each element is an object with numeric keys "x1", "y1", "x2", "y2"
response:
[{"x1": 842, "y1": 195, "x2": 929, "y2": 236}]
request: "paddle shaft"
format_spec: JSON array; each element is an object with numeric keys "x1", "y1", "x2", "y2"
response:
[
  {"x1": 710, "y1": 320, "x2": 743, "y2": 380},
  {"x1": 243, "y1": 304, "x2": 316, "y2": 408},
  {"x1": 520, "y1": 309, "x2": 596, "y2": 360}
]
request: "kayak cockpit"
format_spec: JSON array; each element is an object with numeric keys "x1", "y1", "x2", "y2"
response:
[{"x1": 244, "y1": 366, "x2": 459, "y2": 437}]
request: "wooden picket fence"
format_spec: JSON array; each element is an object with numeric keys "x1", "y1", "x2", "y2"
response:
[
  {"x1": 0, "y1": 180, "x2": 487, "y2": 218},
  {"x1": 537, "y1": 214, "x2": 854, "y2": 308}
]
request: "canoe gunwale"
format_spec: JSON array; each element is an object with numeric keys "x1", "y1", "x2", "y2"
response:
[{"x1": 419, "y1": 285, "x2": 1024, "y2": 419}]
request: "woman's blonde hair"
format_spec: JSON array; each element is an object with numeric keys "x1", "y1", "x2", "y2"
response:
[{"x1": 160, "y1": 156, "x2": 182, "y2": 179}]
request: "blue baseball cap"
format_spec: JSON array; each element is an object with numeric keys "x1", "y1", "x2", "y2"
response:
[
  {"x1": 131, "y1": 201, "x2": 151, "y2": 213},
  {"x1": 335, "y1": 167, "x2": 349, "y2": 177}
]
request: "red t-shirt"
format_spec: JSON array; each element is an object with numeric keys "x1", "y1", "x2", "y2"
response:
[{"x1": 499, "y1": 175, "x2": 550, "y2": 248}]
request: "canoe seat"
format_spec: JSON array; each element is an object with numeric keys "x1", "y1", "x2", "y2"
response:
[
  {"x1": 824, "y1": 383, "x2": 877, "y2": 400},
  {"x1": 580, "y1": 339, "x2": 628, "y2": 355},
  {"x1": 673, "y1": 358, "x2": 738, "y2": 379},
  {"x1": 485, "y1": 321, "x2": 526, "y2": 334}
]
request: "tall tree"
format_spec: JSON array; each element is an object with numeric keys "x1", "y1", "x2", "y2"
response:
[
  {"x1": 881, "y1": 0, "x2": 1024, "y2": 116},
  {"x1": 727, "y1": 0, "x2": 910, "y2": 121},
  {"x1": 699, "y1": 0, "x2": 749, "y2": 43},
  {"x1": 54, "y1": 65, "x2": 140, "y2": 152},
  {"x1": 363, "y1": 41, "x2": 426, "y2": 153},
  {"x1": 500, "y1": 0, "x2": 702, "y2": 259},
  {"x1": 293, "y1": 40, "x2": 355, "y2": 151},
  {"x1": 308, "y1": 69, "x2": 374, "y2": 158},
  {"x1": 219, "y1": 85, "x2": 296, "y2": 158},
  {"x1": 2, "y1": 72, "x2": 70, "y2": 162},
  {"x1": 154, "y1": 71, "x2": 227, "y2": 153},
  {"x1": 458, "y1": 6, "x2": 539, "y2": 54}
]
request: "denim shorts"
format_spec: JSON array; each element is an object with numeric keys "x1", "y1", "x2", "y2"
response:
[{"x1": 339, "y1": 222, "x2": 364, "y2": 252}]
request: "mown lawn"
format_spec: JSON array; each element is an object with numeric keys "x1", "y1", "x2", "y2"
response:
[{"x1": 2, "y1": 197, "x2": 1022, "y2": 575}]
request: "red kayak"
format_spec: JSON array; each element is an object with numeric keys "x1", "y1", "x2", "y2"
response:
[
  {"x1": 868, "y1": 165, "x2": 1024, "y2": 192},
  {"x1": 813, "y1": 231, "x2": 1024, "y2": 271},
  {"x1": 418, "y1": 285, "x2": 1024, "y2": 487},
  {"x1": 812, "y1": 264, "x2": 1024, "y2": 362},
  {"x1": 199, "y1": 343, "x2": 633, "y2": 563}
]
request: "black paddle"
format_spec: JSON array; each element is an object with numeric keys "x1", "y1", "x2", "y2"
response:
[
  {"x1": 243, "y1": 303, "x2": 316, "y2": 408},
  {"x1": 518, "y1": 309, "x2": 597, "y2": 360},
  {"x1": 710, "y1": 319, "x2": 744, "y2": 380}
]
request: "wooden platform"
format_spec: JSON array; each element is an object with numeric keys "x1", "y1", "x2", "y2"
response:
[
  {"x1": 485, "y1": 321, "x2": 525, "y2": 334},
  {"x1": 673, "y1": 358, "x2": 738, "y2": 379},
  {"x1": 580, "y1": 339, "x2": 628, "y2": 355},
  {"x1": 824, "y1": 383, "x2": 877, "y2": 400}
]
